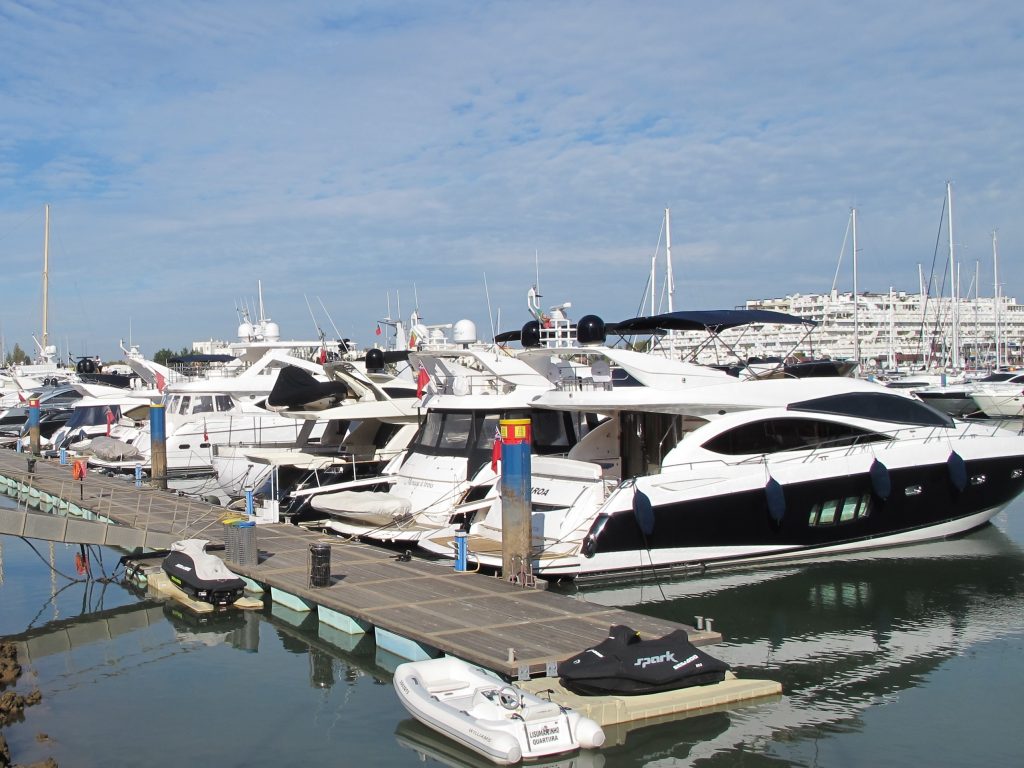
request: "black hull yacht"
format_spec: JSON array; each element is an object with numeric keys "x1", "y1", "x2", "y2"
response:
[{"x1": 419, "y1": 312, "x2": 1024, "y2": 580}]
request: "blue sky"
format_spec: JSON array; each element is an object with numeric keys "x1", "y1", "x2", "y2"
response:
[{"x1": 2, "y1": 1, "x2": 1022, "y2": 361}]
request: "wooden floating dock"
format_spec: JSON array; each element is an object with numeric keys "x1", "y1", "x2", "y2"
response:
[
  {"x1": 0, "y1": 450, "x2": 723, "y2": 679},
  {"x1": 0, "y1": 449, "x2": 784, "y2": 732}
]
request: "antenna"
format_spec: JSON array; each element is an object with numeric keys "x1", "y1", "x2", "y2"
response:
[
  {"x1": 484, "y1": 273, "x2": 496, "y2": 343},
  {"x1": 42, "y1": 203, "x2": 50, "y2": 353},
  {"x1": 317, "y1": 297, "x2": 343, "y2": 339},
  {"x1": 304, "y1": 294, "x2": 323, "y2": 339},
  {"x1": 535, "y1": 250, "x2": 541, "y2": 298}
]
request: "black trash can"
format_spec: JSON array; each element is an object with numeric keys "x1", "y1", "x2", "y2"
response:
[{"x1": 308, "y1": 543, "x2": 331, "y2": 587}]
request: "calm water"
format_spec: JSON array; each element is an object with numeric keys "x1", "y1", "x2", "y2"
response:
[{"x1": 2, "y1": 494, "x2": 1023, "y2": 767}]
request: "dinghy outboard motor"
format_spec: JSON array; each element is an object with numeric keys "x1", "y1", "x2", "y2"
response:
[
  {"x1": 575, "y1": 315, "x2": 606, "y2": 345},
  {"x1": 557, "y1": 624, "x2": 730, "y2": 695},
  {"x1": 162, "y1": 539, "x2": 246, "y2": 606},
  {"x1": 521, "y1": 320, "x2": 541, "y2": 348}
]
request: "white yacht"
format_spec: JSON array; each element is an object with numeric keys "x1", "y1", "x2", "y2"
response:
[
  {"x1": 212, "y1": 355, "x2": 421, "y2": 512},
  {"x1": 293, "y1": 324, "x2": 589, "y2": 542},
  {"x1": 914, "y1": 371, "x2": 1024, "y2": 418},
  {"x1": 416, "y1": 312, "x2": 1024, "y2": 581}
]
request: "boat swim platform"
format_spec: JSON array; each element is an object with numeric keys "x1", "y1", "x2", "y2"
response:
[{"x1": 0, "y1": 450, "x2": 723, "y2": 680}]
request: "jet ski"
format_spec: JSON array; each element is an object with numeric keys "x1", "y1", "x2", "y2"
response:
[
  {"x1": 557, "y1": 624, "x2": 730, "y2": 696},
  {"x1": 161, "y1": 539, "x2": 246, "y2": 606}
]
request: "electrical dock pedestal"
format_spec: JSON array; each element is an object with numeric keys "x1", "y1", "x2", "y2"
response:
[{"x1": 0, "y1": 448, "x2": 781, "y2": 731}]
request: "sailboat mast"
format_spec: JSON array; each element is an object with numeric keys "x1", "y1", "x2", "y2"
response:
[
  {"x1": 947, "y1": 181, "x2": 959, "y2": 369},
  {"x1": 42, "y1": 203, "x2": 50, "y2": 353},
  {"x1": 993, "y1": 231, "x2": 1001, "y2": 369},
  {"x1": 665, "y1": 207, "x2": 674, "y2": 314},
  {"x1": 851, "y1": 207, "x2": 859, "y2": 366}
]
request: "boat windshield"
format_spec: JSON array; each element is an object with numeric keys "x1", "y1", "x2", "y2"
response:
[
  {"x1": 787, "y1": 392, "x2": 955, "y2": 428},
  {"x1": 165, "y1": 394, "x2": 235, "y2": 416},
  {"x1": 65, "y1": 404, "x2": 121, "y2": 429},
  {"x1": 408, "y1": 409, "x2": 589, "y2": 475}
]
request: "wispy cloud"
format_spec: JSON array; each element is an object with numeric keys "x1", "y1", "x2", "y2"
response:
[{"x1": 1, "y1": 0, "x2": 1022, "y2": 358}]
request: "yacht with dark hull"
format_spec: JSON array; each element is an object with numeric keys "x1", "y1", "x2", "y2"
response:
[{"x1": 419, "y1": 313, "x2": 1024, "y2": 581}]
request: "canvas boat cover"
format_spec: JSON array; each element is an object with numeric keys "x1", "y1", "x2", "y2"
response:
[{"x1": 267, "y1": 365, "x2": 354, "y2": 411}]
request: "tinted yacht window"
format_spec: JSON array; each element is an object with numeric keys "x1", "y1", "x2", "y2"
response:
[
  {"x1": 702, "y1": 417, "x2": 890, "y2": 455},
  {"x1": 787, "y1": 392, "x2": 954, "y2": 427}
]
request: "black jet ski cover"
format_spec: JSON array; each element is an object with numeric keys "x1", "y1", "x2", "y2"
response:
[
  {"x1": 266, "y1": 365, "x2": 352, "y2": 411},
  {"x1": 557, "y1": 625, "x2": 730, "y2": 696}
]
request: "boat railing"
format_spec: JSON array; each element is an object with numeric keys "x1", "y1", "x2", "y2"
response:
[
  {"x1": 431, "y1": 371, "x2": 516, "y2": 396},
  {"x1": 552, "y1": 376, "x2": 614, "y2": 393},
  {"x1": 2, "y1": 463, "x2": 231, "y2": 544}
]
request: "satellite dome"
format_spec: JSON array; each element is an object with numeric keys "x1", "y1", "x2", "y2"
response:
[
  {"x1": 262, "y1": 321, "x2": 280, "y2": 342},
  {"x1": 365, "y1": 348, "x2": 385, "y2": 373},
  {"x1": 453, "y1": 319, "x2": 478, "y2": 345},
  {"x1": 237, "y1": 322, "x2": 254, "y2": 340},
  {"x1": 576, "y1": 315, "x2": 606, "y2": 345},
  {"x1": 521, "y1": 320, "x2": 541, "y2": 348}
]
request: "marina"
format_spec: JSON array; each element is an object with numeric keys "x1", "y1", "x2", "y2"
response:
[{"x1": 4, "y1": 6, "x2": 1024, "y2": 765}]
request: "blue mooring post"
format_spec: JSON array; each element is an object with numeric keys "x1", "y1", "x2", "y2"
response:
[
  {"x1": 454, "y1": 531, "x2": 468, "y2": 571},
  {"x1": 245, "y1": 486, "x2": 255, "y2": 521},
  {"x1": 150, "y1": 403, "x2": 167, "y2": 490},
  {"x1": 28, "y1": 397, "x2": 41, "y2": 456},
  {"x1": 134, "y1": 463, "x2": 143, "y2": 488},
  {"x1": 59, "y1": 447, "x2": 68, "y2": 465},
  {"x1": 499, "y1": 418, "x2": 532, "y2": 584}
]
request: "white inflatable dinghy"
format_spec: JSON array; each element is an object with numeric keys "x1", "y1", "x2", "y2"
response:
[{"x1": 393, "y1": 656, "x2": 604, "y2": 765}]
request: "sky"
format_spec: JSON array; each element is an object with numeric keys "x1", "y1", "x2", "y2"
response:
[{"x1": 1, "y1": 1, "x2": 1022, "y2": 362}]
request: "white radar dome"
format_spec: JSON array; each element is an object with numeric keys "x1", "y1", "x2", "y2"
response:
[
  {"x1": 262, "y1": 321, "x2": 280, "y2": 342},
  {"x1": 237, "y1": 322, "x2": 254, "y2": 340},
  {"x1": 453, "y1": 319, "x2": 478, "y2": 345}
]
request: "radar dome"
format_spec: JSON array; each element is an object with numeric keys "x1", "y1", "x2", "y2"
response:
[
  {"x1": 237, "y1": 322, "x2": 254, "y2": 340},
  {"x1": 365, "y1": 348, "x2": 385, "y2": 373},
  {"x1": 453, "y1": 319, "x2": 478, "y2": 345},
  {"x1": 262, "y1": 321, "x2": 280, "y2": 342},
  {"x1": 521, "y1": 320, "x2": 541, "y2": 348},
  {"x1": 576, "y1": 315, "x2": 606, "y2": 345}
]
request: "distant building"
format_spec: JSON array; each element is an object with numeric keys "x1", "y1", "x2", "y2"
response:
[{"x1": 742, "y1": 290, "x2": 1023, "y2": 370}]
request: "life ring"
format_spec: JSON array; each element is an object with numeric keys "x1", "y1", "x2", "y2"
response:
[{"x1": 72, "y1": 460, "x2": 87, "y2": 480}]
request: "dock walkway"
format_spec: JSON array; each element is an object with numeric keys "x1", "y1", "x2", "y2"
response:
[{"x1": 0, "y1": 450, "x2": 721, "y2": 678}]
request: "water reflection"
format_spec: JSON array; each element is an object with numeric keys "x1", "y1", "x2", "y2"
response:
[
  {"x1": 555, "y1": 518, "x2": 1024, "y2": 764},
  {"x1": 4, "y1": 488, "x2": 1023, "y2": 767}
]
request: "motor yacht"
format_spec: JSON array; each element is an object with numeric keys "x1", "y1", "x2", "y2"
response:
[{"x1": 416, "y1": 313, "x2": 1024, "y2": 581}]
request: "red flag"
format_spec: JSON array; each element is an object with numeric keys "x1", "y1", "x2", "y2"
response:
[
  {"x1": 490, "y1": 426, "x2": 502, "y2": 472},
  {"x1": 318, "y1": 347, "x2": 327, "y2": 364},
  {"x1": 416, "y1": 365, "x2": 430, "y2": 399},
  {"x1": 375, "y1": 325, "x2": 382, "y2": 336},
  {"x1": 105, "y1": 407, "x2": 114, "y2": 436},
  {"x1": 203, "y1": 418, "x2": 209, "y2": 442},
  {"x1": 155, "y1": 371, "x2": 166, "y2": 392}
]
